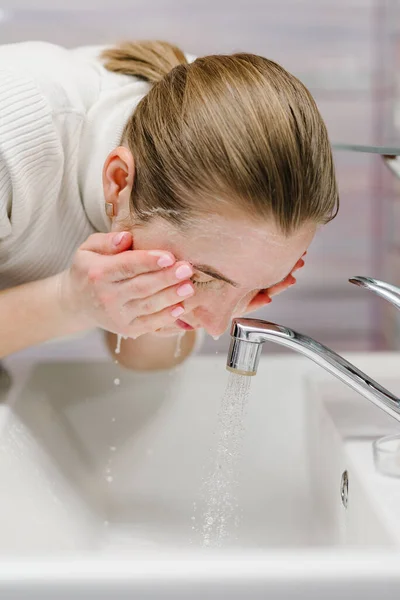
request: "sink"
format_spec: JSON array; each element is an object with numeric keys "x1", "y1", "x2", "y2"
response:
[
  {"x1": 0, "y1": 358, "x2": 329, "y2": 553},
  {"x1": 2, "y1": 336, "x2": 400, "y2": 598}
]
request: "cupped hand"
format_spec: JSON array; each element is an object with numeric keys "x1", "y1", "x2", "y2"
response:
[
  {"x1": 242, "y1": 253, "x2": 306, "y2": 315},
  {"x1": 57, "y1": 231, "x2": 195, "y2": 337}
]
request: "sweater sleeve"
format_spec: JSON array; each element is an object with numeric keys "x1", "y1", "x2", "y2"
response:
[
  {"x1": 0, "y1": 66, "x2": 64, "y2": 242},
  {"x1": 0, "y1": 42, "x2": 101, "y2": 243}
]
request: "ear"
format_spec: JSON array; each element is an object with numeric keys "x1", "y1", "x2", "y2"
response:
[{"x1": 102, "y1": 146, "x2": 135, "y2": 219}]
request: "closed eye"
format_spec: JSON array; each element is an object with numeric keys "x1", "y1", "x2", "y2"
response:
[{"x1": 191, "y1": 278, "x2": 214, "y2": 289}]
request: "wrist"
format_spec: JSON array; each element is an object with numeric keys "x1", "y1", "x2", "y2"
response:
[{"x1": 50, "y1": 272, "x2": 92, "y2": 334}]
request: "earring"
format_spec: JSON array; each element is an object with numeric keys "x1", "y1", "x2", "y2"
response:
[{"x1": 105, "y1": 202, "x2": 114, "y2": 218}]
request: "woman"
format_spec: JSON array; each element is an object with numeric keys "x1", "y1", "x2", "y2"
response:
[{"x1": 0, "y1": 40, "x2": 338, "y2": 370}]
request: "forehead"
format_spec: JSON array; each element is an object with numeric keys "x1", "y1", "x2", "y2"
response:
[{"x1": 135, "y1": 214, "x2": 315, "y2": 288}]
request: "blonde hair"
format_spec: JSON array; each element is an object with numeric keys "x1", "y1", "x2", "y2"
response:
[{"x1": 102, "y1": 40, "x2": 339, "y2": 235}]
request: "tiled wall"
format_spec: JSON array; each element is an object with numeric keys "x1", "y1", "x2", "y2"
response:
[{"x1": 0, "y1": 0, "x2": 396, "y2": 354}]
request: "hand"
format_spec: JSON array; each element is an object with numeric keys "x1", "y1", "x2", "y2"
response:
[
  {"x1": 56, "y1": 231, "x2": 195, "y2": 338},
  {"x1": 242, "y1": 253, "x2": 306, "y2": 315}
]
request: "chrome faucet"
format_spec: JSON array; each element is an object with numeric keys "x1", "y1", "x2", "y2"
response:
[{"x1": 226, "y1": 276, "x2": 400, "y2": 423}]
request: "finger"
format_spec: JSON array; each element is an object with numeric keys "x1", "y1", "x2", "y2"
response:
[
  {"x1": 243, "y1": 290, "x2": 272, "y2": 314},
  {"x1": 80, "y1": 231, "x2": 133, "y2": 255},
  {"x1": 124, "y1": 279, "x2": 195, "y2": 315},
  {"x1": 118, "y1": 261, "x2": 193, "y2": 299},
  {"x1": 292, "y1": 258, "x2": 305, "y2": 273},
  {"x1": 104, "y1": 249, "x2": 178, "y2": 282},
  {"x1": 126, "y1": 302, "x2": 190, "y2": 337},
  {"x1": 268, "y1": 274, "x2": 296, "y2": 298}
]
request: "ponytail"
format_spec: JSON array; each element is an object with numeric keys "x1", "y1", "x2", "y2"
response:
[{"x1": 101, "y1": 40, "x2": 188, "y2": 83}]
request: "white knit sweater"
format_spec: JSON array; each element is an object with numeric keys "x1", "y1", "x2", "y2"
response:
[{"x1": 0, "y1": 41, "x2": 152, "y2": 290}]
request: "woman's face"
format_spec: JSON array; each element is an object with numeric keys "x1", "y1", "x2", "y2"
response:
[
  {"x1": 103, "y1": 147, "x2": 315, "y2": 337},
  {"x1": 130, "y1": 212, "x2": 316, "y2": 337}
]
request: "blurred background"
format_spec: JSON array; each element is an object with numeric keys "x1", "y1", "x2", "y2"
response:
[{"x1": 1, "y1": 0, "x2": 399, "y2": 355}]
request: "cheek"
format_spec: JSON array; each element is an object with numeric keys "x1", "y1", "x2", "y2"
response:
[
  {"x1": 232, "y1": 289, "x2": 271, "y2": 317},
  {"x1": 190, "y1": 285, "x2": 244, "y2": 312},
  {"x1": 192, "y1": 284, "x2": 227, "y2": 302},
  {"x1": 232, "y1": 291, "x2": 256, "y2": 316}
]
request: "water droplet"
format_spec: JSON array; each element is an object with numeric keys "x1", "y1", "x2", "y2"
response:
[
  {"x1": 114, "y1": 378, "x2": 120, "y2": 386},
  {"x1": 191, "y1": 516, "x2": 196, "y2": 521},
  {"x1": 174, "y1": 331, "x2": 185, "y2": 358},
  {"x1": 115, "y1": 334, "x2": 122, "y2": 354},
  {"x1": 110, "y1": 446, "x2": 116, "y2": 452},
  {"x1": 106, "y1": 476, "x2": 113, "y2": 483}
]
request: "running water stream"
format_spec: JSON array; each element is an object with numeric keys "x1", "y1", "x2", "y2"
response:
[{"x1": 195, "y1": 372, "x2": 252, "y2": 547}]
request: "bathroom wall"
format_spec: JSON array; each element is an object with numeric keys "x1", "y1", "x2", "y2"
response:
[
  {"x1": 0, "y1": 0, "x2": 396, "y2": 354},
  {"x1": 380, "y1": 3, "x2": 400, "y2": 349}
]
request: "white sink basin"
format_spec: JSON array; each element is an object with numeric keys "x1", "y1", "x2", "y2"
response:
[{"x1": 2, "y1": 335, "x2": 400, "y2": 598}]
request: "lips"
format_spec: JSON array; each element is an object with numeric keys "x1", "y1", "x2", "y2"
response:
[{"x1": 176, "y1": 319, "x2": 195, "y2": 331}]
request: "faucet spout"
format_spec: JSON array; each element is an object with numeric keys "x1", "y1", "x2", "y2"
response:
[
  {"x1": 226, "y1": 276, "x2": 400, "y2": 423},
  {"x1": 349, "y1": 276, "x2": 400, "y2": 310}
]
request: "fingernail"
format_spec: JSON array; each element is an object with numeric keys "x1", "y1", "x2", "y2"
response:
[
  {"x1": 171, "y1": 306, "x2": 185, "y2": 318},
  {"x1": 113, "y1": 232, "x2": 127, "y2": 246},
  {"x1": 175, "y1": 265, "x2": 193, "y2": 280},
  {"x1": 148, "y1": 251, "x2": 175, "y2": 268},
  {"x1": 157, "y1": 255, "x2": 175, "y2": 268},
  {"x1": 177, "y1": 283, "x2": 194, "y2": 297}
]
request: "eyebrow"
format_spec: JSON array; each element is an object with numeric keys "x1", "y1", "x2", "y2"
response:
[
  {"x1": 193, "y1": 264, "x2": 289, "y2": 290},
  {"x1": 193, "y1": 264, "x2": 240, "y2": 287}
]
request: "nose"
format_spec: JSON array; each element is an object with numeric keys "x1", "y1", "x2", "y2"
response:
[
  {"x1": 197, "y1": 312, "x2": 231, "y2": 337},
  {"x1": 195, "y1": 300, "x2": 237, "y2": 338}
]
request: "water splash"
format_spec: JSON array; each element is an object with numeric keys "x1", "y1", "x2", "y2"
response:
[
  {"x1": 174, "y1": 331, "x2": 186, "y2": 358},
  {"x1": 115, "y1": 334, "x2": 123, "y2": 355},
  {"x1": 197, "y1": 373, "x2": 251, "y2": 547},
  {"x1": 115, "y1": 334, "x2": 129, "y2": 354}
]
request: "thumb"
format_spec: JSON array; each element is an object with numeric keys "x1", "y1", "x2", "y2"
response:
[{"x1": 81, "y1": 231, "x2": 133, "y2": 255}]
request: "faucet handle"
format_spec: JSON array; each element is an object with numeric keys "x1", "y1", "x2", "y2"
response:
[{"x1": 349, "y1": 276, "x2": 400, "y2": 311}]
